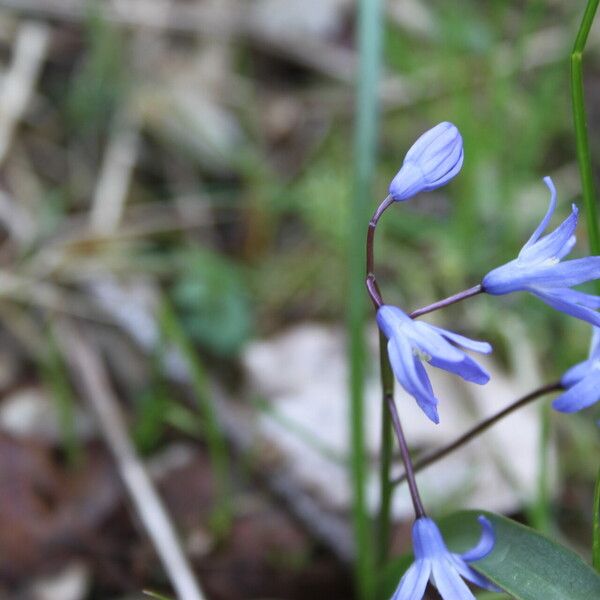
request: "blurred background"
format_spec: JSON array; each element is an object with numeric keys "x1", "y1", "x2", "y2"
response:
[{"x1": 0, "y1": 1, "x2": 598, "y2": 598}]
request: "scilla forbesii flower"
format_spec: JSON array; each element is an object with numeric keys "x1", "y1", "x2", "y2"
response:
[
  {"x1": 377, "y1": 305, "x2": 491, "y2": 423},
  {"x1": 553, "y1": 327, "x2": 600, "y2": 413},
  {"x1": 389, "y1": 121, "x2": 464, "y2": 201},
  {"x1": 482, "y1": 177, "x2": 600, "y2": 327},
  {"x1": 391, "y1": 515, "x2": 498, "y2": 600}
]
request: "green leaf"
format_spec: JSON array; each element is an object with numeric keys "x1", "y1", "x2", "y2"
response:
[{"x1": 439, "y1": 510, "x2": 600, "y2": 600}]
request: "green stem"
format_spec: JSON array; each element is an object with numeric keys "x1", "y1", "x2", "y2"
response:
[
  {"x1": 571, "y1": 0, "x2": 600, "y2": 261},
  {"x1": 349, "y1": 0, "x2": 383, "y2": 597},
  {"x1": 42, "y1": 326, "x2": 82, "y2": 468},
  {"x1": 529, "y1": 401, "x2": 552, "y2": 533},
  {"x1": 571, "y1": 0, "x2": 600, "y2": 566},
  {"x1": 593, "y1": 465, "x2": 600, "y2": 572},
  {"x1": 376, "y1": 331, "x2": 394, "y2": 566},
  {"x1": 159, "y1": 297, "x2": 232, "y2": 536}
]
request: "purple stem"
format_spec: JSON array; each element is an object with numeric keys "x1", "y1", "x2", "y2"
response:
[
  {"x1": 391, "y1": 381, "x2": 563, "y2": 487},
  {"x1": 365, "y1": 194, "x2": 483, "y2": 316},
  {"x1": 366, "y1": 195, "x2": 394, "y2": 308},
  {"x1": 365, "y1": 194, "x2": 485, "y2": 520},
  {"x1": 386, "y1": 393, "x2": 426, "y2": 518},
  {"x1": 366, "y1": 195, "x2": 427, "y2": 518},
  {"x1": 409, "y1": 285, "x2": 483, "y2": 319}
]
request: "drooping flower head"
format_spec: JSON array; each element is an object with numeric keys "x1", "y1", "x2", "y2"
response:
[
  {"x1": 377, "y1": 305, "x2": 491, "y2": 423},
  {"x1": 553, "y1": 327, "x2": 600, "y2": 413},
  {"x1": 389, "y1": 122, "x2": 464, "y2": 201},
  {"x1": 391, "y1": 516, "x2": 499, "y2": 600},
  {"x1": 482, "y1": 177, "x2": 600, "y2": 327}
]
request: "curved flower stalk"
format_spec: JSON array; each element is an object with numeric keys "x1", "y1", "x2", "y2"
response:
[
  {"x1": 367, "y1": 123, "x2": 464, "y2": 308},
  {"x1": 377, "y1": 305, "x2": 492, "y2": 423},
  {"x1": 482, "y1": 177, "x2": 600, "y2": 327},
  {"x1": 553, "y1": 327, "x2": 600, "y2": 413},
  {"x1": 391, "y1": 516, "x2": 499, "y2": 600},
  {"x1": 389, "y1": 121, "x2": 464, "y2": 201}
]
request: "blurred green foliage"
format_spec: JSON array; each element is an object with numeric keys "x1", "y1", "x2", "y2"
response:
[
  {"x1": 172, "y1": 249, "x2": 252, "y2": 357},
  {"x1": 66, "y1": 8, "x2": 126, "y2": 134},
  {"x1": 133, "y1": 373, "x2": 169, "y2": 455}
]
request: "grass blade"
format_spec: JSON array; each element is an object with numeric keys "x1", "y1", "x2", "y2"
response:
[
  {"x1": 571, "y1": 0, "x2": 600, "y2": 260},
  {"x1": 159, "y1": 297, "x2": 232, "y2": 536},
  {"x1": 593, "y1": 465, "x2": 600, "y2": 572},
  {"x1": 348, "y1": 0, "x2": 384, "y2": 597}
]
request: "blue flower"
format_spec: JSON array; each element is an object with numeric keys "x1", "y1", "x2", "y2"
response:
[
  {"x1": 389, "y1": 122, "x2": 464, "y2": 201},
  {"x1": 553, "y1": 327, "x2": 600, "y2": 413},
  {"x1": 391, "y1": 515, "x2": 499, "y2": 600},
  {"x1": 377, "y1": 305, "x2": 491, "y2": 423},
  {"x1": 482, "y1": 177, "x2": 600, "y2": 327}
]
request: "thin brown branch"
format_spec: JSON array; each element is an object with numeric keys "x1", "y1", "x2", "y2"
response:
[{"x1": 392, "y1": 381, "x2": 563, "y2": 487}]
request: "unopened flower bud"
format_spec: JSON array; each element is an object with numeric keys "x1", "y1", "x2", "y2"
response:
[{"x1": 389, "y1": 121, "x2": 464, "y2": 201}]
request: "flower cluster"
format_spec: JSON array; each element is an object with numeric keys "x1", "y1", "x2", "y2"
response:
[
  {"x1": 374, "y1": 122, "x2": 600, "y2": 600},
  {"x1": 383, "y1": 123, "x2": 600, "y2": 424}
]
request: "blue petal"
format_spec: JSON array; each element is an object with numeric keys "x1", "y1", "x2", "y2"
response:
[
  {"x1": 391, "y1": 560, "x2": 431, "y2": 600},
  {"x1": 377, "y1": 305, "x2": 411, "y2": 340},
  {"x1": 519, "y1": 203, "x2": 578, "y2": 263},
  {"x1": 428, "y1": 325, "x2": 493, "y2": 354},
  {"x1": 521, "y1": 176, "x2": 557, "y2": 251},
  {"x1": 556, "y1": 234, "x2": 577, "y2": 260},
  {"x1": 389, "y1": 162, "x2": 426, "y2": 201},
  {"x1": 552, "y1": 373, "x2": 600, "y2": 413},
  {"x1": 561, "y1": 358, "x2": 591, "y2": 387},
  {"x1": 482, "y1": 260, "x2": 524, "y2": 295},
  {"x1": 437, "y1": 147, "x2": 464, "y2": 186},
  {"x1": 460, "y1": 516, "x2": 495, "y2": 562},
  {"x1": 522, "y1": 257, "x2": 600, "y2": 288},
  {"x1": 413, "y1": 360, "x2": 441, "y2": 423},
  {"x1": 431, "y1": 556, "x2": 476, "y2": 600},
  {"x1": 404, "y1": 121, "x2": 457, "y2": 163},
  {"x1": 532, "y1": 288, "x2": 600, "y2": 328},
  {"x1": 450, "y1": 556, "x2": 501, "y2": 593},
  {"x1": 560, "y1": 327, "x2": 600, "y2": 387},
  {"x1": 413, "y1": 517, "x2": 449, "y2": 559},
  {"x1": 410, "y1": 321, "x2": 467, "y2": 364},
  {"x1": 388, "y1": 338, "x2": 440, "y2": 423},
  {"x1": 549, "y1": 287, "x2": 600, "y2": 309},
  {"x1": 429, "y1": 354, "x2": 490, "y2": 385},
  {"x1": 422, "y1": 136, "x2": 463, "y2": 183}
]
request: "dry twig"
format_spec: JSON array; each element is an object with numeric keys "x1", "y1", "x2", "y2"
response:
[
  {"x1": 90, "y1": 111, "x2": 139, "y2": 234},
  {"x1": 0, "y1": 21, "x2": 49, "y2": 165},
  {"x1": 56, "y1": 320, "x2": 206, "y2": 600}
]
